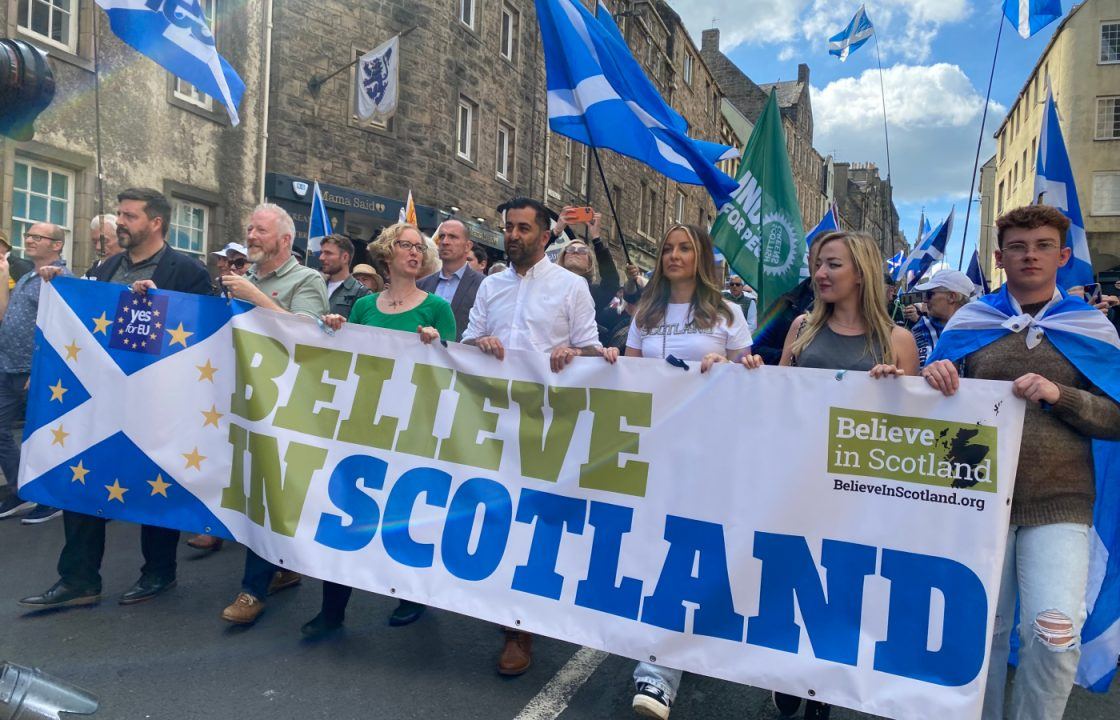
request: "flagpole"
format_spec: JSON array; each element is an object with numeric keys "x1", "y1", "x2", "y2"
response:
[
  {"x1": 871, "y1": 33, "x2": 892, "y2": 185},
  {"x1": 959, "y1": 16, "x2": 1005, "y2": 270},
  {"x1": 308, "y1": 25, "x2": 418, "y2": 94},
  {"x1": 590, "y1": 145, "x2": 632, "y2": 265},
  {"x1": 92, "y1": 4, "x2": 107, "y2": 260}
]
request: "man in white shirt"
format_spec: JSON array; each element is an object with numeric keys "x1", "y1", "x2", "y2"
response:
[{"x1": 462, "y1": 197, "x2": 617, "y2": 674}]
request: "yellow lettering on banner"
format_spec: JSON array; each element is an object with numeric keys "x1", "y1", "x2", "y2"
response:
[
  {"x1": 438, "y1": 372, "x2": 510, "y2": 471},
  {"x1": 230, "y1": 328, "x2": 290, "y2": 421},
  {"x1": 336, "y1": 353, "x2": 400, "y2": 450},
  {"x1": 394, "y1": 363, "x2": 454, "y2": 459},
  {"x1": 512, "y1": 381, "x2": 588, "y2": 483},
  {"x1": 580, "y1": 389, "x2": 652, "y2": 497},
  {"x1": 274, "y1": 344, "x2": 354, "y2": 439}
]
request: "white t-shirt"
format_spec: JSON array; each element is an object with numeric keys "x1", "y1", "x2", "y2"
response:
[
  {"x1": 326, "y1": 279, "x2": 343, "y2": 298},
  {"x1": 626, "y1": 301, "x2": 752, "y2": 360}
]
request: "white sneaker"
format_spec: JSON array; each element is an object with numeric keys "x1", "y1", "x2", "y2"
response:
[{"x1": 632, "y1": 683, "x2": 671, "y2": 719}]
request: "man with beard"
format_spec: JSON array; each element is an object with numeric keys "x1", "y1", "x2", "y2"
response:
[
  {"x1": 20, "y1": 188, "x2": 210, "y2": 610},
  {"x1": 216, "y1": 203, "x2": 328, "y2": 626},
  {"x1": 462, "y1": 197, "x2": 617, "y2": 676},
  {"x1": 319, "y1": 234, "x2": 369, "y2": 318},
  {"x1": 418, "y1": 218, "x2": 483, "y2": 341}
]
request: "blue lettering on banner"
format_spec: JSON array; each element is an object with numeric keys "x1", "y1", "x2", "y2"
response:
[
  {"x1": 746, "y1": 533, "x2": 877, "y2": 665},
  {"x1": 511, "y1": 489, "x2": 587, "y2": 600},
  {"x1": 574, "y1": 502, "x2": 644, "y2": 620},
  {"x1": 873, "y1": 550, "x2": 987, "y2": 687},
  {"x1": 639, "y1": 516, "x2": 745, "y2": 642},
  {"x1": 383, "y1": 467, "x2": 452, "y2": 568},
  {"x1": 313, "y1": 455, "x2": 387, "y2": 551},
  {"x1": 441, "y1": 478, "x2": 513, "y2": 581}
]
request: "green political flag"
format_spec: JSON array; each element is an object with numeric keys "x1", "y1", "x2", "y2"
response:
[{"x1": 711, "y1": 91, "x2": 805, "y2": 314}]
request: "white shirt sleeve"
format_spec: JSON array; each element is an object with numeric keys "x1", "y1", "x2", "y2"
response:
[
  {"x1": 625, "y1": 317, "x2": 642, "y2": 351},
  {"x1": 724, "y1": 301, "x2": 753, "y2": 351},
  {"x1": 747, "y1": 299, "x2": 758, "y2": 334},
  {"x1": 461, "y1": 277, "x2": 491, "y2": 342},
  {"x1": 567, "y1": 278, "x2": 601, "y2": 349}
]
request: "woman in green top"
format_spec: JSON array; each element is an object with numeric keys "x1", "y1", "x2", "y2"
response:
[{"x1": 305, "y1": 222, "x2": 455, "y2": 639}]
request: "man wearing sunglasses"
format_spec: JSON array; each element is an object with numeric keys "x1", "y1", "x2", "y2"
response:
[
  {"x1": 210, "y1": 242, "x2": 249, "y2": 280},
  {"x1": 722, "y1": 275, "x2": 758, "y2": 333},
  {"x1": 909, "y1": 268, "x2": 975, "y2": 368},
  {"x1": 0, "y1": 223, "x2": 68, "y2": 524}
]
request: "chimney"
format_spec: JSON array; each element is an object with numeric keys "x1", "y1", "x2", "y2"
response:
[
  {"x1": 701, "y1": 29, "x2": 719, "y2": 52},
  {"x1": 797, "y1": 63, "x2": 810, "y2": 84}
]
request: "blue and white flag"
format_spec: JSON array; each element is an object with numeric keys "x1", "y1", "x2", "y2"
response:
[
  {"x1": 96, "y1": 0, "x2": 245, "y2": 125},
  {"x1": 887, "y1": 250, "x2": 906, "y2": 281},
  {"x1": 966, "y1": 249, "x2": 991, "y2": 295},
  {"x1": 929, "y1": 285, "x2": 1120, "y2": 693},
  {"x1": 536, "y1": 0, "x2": 739, "y2": 206},
  {"x1": 899, "y1": 208, "x2": 954, "y2": 290},
  {"x1": 829, "y1": 5, "x2": 875, "y2": 62},
  {"x1": 307, "y1": 182, "x2": 333, "y2": 254},
  {"x1": 806, "y1": 204, "x2": 838, "y2": 247},
  {"x1": 355, "y1": 35, "x2": 399, "y2": 123},
  {"x1": 1035, "y1": 89, "x2": 1093, "y2": 288},
  {"x1": 1002, "y1": 0, "x2": 1064, "y2": 39}
]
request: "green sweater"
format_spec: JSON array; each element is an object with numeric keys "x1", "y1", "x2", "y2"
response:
[{"x1": 349, "y1": 292, "x2": 457, "y2": 342}]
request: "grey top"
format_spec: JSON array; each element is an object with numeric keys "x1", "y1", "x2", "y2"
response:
[
  {"x1": 0, "y1": 259, "x2": 69, "y2": 373},
  {"x1": 109, "y1": 244, "x2": 168, "y2": 285},
  {"x1": 248, "y1": 255, "x2": 328, "y2": 318},
  {"x1": 794, "y1": 324, "x2": 882, "y2": 371}
]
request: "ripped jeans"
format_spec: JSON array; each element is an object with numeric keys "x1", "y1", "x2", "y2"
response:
[{"x1": 983, "y1": 523, "x2": 1089, "y2": 720}]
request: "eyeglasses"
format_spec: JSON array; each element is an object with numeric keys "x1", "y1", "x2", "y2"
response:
[
  {"x1": 24, "y1": 233, "x2": 61, "y2": 244},
  {"x1": 394, "y1": 239, "x2": 427, "y2": 253},
  {"x1": 565, "y1": 246, "x2": 590, "y2": 255},
  {"x1": 729, "y1": 282, "x2": 743, "y2": 287},
  {"x1": 1001, "y1": 240, "x2": 1060, "y2": 255}
]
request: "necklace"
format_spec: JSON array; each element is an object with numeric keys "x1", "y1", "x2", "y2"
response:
[{"x1": 383, "y1": 287, "x2": 415, "y2": 308}]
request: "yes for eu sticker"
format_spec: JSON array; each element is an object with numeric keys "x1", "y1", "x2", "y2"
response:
[{"x1": 109, "y1": 291, "x2": 168, "y2": 355}]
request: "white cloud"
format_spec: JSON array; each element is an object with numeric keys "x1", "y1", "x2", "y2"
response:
[
  {"x1": 812, "y1": 63, "x2": 1005, "y2": 203},
  {"x1": 777, "y1": 46, "x2": 796, "y2": 61},
  {"x1": 670, "y1": 0, "x2": 971, "y2": 62}
]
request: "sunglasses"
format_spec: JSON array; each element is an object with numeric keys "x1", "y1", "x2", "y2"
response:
[
  {"x1": 230, "y1": 258, "x2": 248, "y2": 269},
  {"x1": 565, "y1": 246, "x2": 590, "y2": 255},
  {"x1": 729, "y1": 282, "x2": 742, "y2": 287}
]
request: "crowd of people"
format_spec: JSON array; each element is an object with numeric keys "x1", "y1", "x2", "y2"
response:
[{"x1": 0, "y1": 187, "x2": 1117, "y2": 720}]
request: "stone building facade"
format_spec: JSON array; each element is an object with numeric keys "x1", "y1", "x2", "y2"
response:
[
  {"x1": 0, "y1": 0, "x2": 267, "y2": 273},
  {"x1": 832, "y1": 162, "x2": 904, "y2": 258}
]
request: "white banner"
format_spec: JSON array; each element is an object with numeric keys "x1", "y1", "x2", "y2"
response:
[
  {"x1": 354, "y1": 35, "x2": 399, "y2": 122},
  {"x1": 22, "y1": 280, "x2": 1025, "y2": 719}
]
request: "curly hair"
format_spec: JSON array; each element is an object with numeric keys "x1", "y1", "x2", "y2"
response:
[
  {"x1": 996, "y1": 205, "x2": 1070, "y2": 248},
  {"x1": 370, "y1": 222, "x2": 424, "y2": 263}
]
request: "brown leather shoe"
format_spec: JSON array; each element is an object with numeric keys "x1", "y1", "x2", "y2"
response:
[
  {"x1": 186, "y1": 534, "x2": 223, "y2": 551},
  {"x1": 267, "y1": 570, "x2": 301, "y2": 595},
  {"x1": 498, "y1": 630, "x2": 533, "y2": 675},
  {"x1": 221, "y1": 592, "x2": 264, "y2": 624}
]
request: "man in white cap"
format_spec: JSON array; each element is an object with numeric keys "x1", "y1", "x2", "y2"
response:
[
  {"x1": 911, "y1": 268, "x2": 976, "y2": 367},
  {"x1": 210, "y1": 242, "x2": 249, "y2": 278}
]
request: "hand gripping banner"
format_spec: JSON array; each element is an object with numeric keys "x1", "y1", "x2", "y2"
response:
[{"x1": 20, "y1": 278, "x2": 1026, "y2": 719}]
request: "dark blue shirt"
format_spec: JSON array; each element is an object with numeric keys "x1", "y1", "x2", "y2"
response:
[{"x1": 0, "y1": 260, "x2": 69, "y2": 373}]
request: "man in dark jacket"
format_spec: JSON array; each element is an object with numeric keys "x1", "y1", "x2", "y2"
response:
[
  {"x1": 319, "y1": 234, "x2": 370, "y2": 318},
  {"x1": 20, "y1": 188, "x2": 211, "y2": 611},
  {"x1": 418, "y1": 219, "x2": 483, "y2": 341}
]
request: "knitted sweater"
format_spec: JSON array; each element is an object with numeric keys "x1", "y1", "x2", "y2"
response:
[{"x1": 963, "y1": 330, "x2": 1120, "y2": 526}]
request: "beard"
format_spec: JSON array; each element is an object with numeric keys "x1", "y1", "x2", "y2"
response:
[
  {"x1": 116, "y1": 228, "x2": 141, "y2": 249},
  {"x1": 247, "y1": 246, "x2": 266, "y2": 263}
]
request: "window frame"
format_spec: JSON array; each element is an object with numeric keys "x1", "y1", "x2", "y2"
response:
[
  {"x1": 675, "y1": 190, "x2": 686, "y2": 223},
  {"x1": 496, "y1": 120, "x2": 515, "y2": 182},
  {"x1": 1095, "y1": 96, "x2": 1120, "y2": 140},
  {"x1": 683, "y1": 52, "x2": 694, "y2": 87},
  {"x1": 1100, "y1": 21, "x2": 1120, "y2": 64},
  {"x1": 1091, "y1": 172, "x2": 1120, "y2": 216},
  {"x1": 16, "y1": 0, "x2": 79, "y2": 54},
  {"x1": 456, "y1": 96, "x2": 478, "y2": 164},
  {"x1": 459, "y1": 0, "x2": 475, "y2": 30},
  {"x1": 10, "y1": 157, "x2": 75, "y2": 262},
  {"x1": 168, "y1": 198, "x2": 210, "y2": 258},
  {"x1": 500, "y1": 3, "x2": 519, "y2": 64}
]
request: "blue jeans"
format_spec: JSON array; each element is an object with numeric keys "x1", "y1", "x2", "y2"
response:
[
  {"x1": 0, "y1": 372, "x2": 29, "y2": 494},
  {"x1": 983, "y1": 523, "x2": 1089, "y2": 720},
  {"x1": 241, "y1": 549, "x2": 281, "y2": 600},
  {"x1": 633, "y1": 662, "x2": 682, "y2": 704}
]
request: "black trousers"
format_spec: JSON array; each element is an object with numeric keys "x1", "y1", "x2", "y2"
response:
[
  {"x1": 57, "y1": 511, "x2": 179, "y2": 591},
  {"x1": 321, "y1": 581, "x2": 353, "y2": 623}
]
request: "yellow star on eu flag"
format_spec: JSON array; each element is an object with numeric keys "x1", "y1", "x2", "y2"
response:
[
  {"x1": 50, "y1": 424, "x2": 69, "y2": 446},
  {"x1": 48, "y1": 379, "x2": 67, "y2": 402},
  {"x1": 182, "y1": 447, "x2": 206, "y2": 470},
  {"x1": 70, "y1": 460, "x2": 90, "y2": 484},
  {"x1": 105, "y1": 479, "x2": 128, "y2": 503},
  {"x1": 201, "y1": 405, "x2": 223, "y2": 428},
  {"x1": 64, "y1": 341, "x2": 80, "y2": 361},
  {"x1": 196, "y1": 360, "x2": 218, "y2": 382},
  {"x1": 148, "y1": 474, "x2": 171, "y2": 497},
  {"x1": 168, "y1": 322, "x2": 194, "y2": 348},
  {"x1": 91, "y1": 312, "x2": 113, "y2": 335}
]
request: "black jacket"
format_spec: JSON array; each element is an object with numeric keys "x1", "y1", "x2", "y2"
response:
[{"x1": 87, "y1": 244, "x2": 212, "y2": 296}]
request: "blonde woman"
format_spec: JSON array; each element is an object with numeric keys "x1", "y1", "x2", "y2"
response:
[
  {"x1": 308, "y1": 223, "x2": 455, "y2": 638},
  {"x1": 626, "y1": 224, "x2": 760, "y2": 720}
]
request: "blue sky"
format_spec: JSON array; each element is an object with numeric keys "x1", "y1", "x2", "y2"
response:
[{"x1": 670, "y1": 0, "x2": 1061, "y2": 267}]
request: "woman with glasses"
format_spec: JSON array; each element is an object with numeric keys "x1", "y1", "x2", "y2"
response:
[
  {"x1": 554, "y1": 207, "x2": 627, "y2": 344},
  {"x1": 764, "y1": 230, "x2": 917, "y2": 720},
  {"x1": 625, "y1": 224, "x2": 762, "y2": 720},
  {"x1": 307, "y1": 222, "x2": 455, "y2": 637}
]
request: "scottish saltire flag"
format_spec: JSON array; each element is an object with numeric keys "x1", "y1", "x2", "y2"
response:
[
  {"x1": 1035, "y1": 90, "x2": 1093, "y2": 288},
  {"x1": 887, "y1": 250, "x2": 906, "y2": 281},
  {"x1": 899, "y1": 208, "x2": 954, "y2": 290},
  {"x1": 1002, "y1": 0, "x2": 1064, "y2": 39},
  {"x1": 829, "y1": 5, "x2": 875, "y2": 62},
  {"x1": 96, "y1": 0, "x2": 245, "y2": 125},
  {"x1": 307, "y1": 182, "x2": 333, "y2": 254},
  {"x1": 967, "y1": 249, "x2": 991, "y2": 295},
  {"x1": 18, "y1": 278, "x2": 252, "y2": 537},
  {"x1": 929, "y1": 285, "x2": 1120, "y2": 692},
  {"x1": 806, "y1": 204, "x2": 838, "y2": 247},
  {"x1": 536, "y1": 0, "x2": 738, "y2": 206}
]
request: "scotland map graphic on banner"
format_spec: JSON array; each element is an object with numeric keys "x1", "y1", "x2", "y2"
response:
[{"x1": 22, "y1": 278, "x2": 1031, "y2": 720}]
